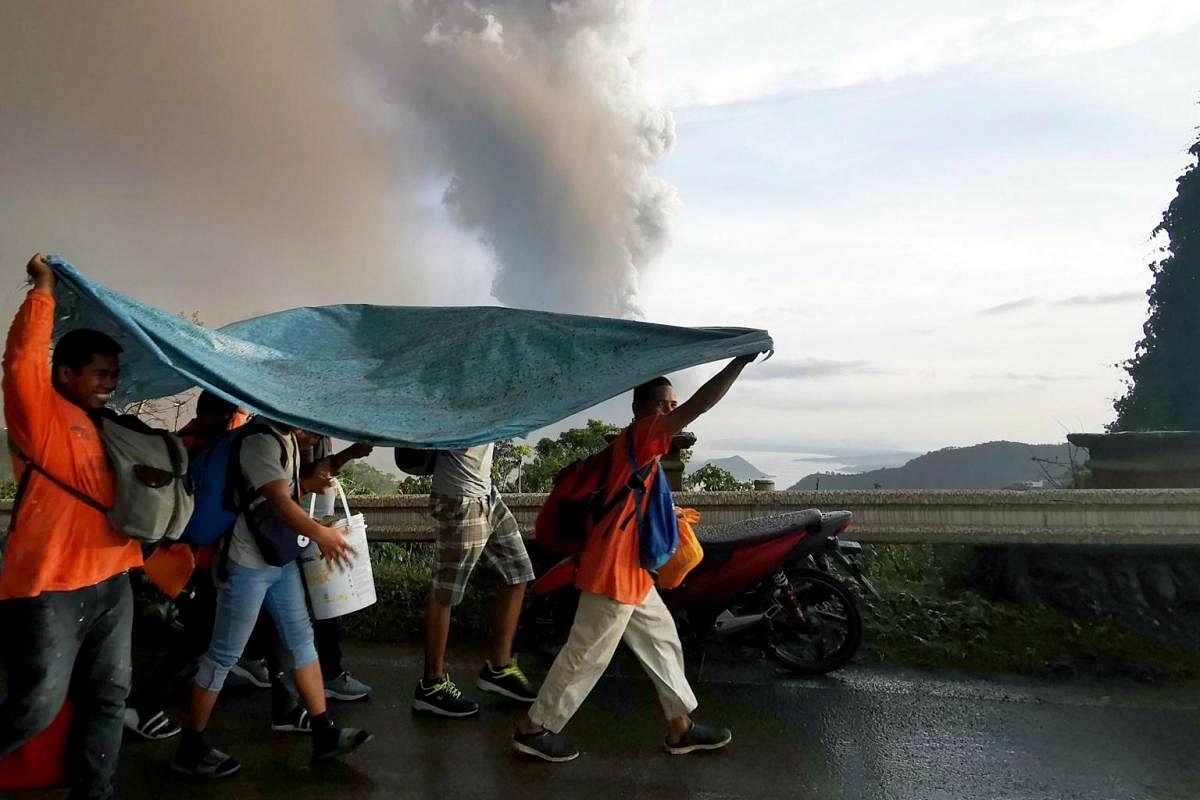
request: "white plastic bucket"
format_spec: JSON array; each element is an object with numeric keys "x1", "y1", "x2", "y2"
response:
[{"x1": 300, "y1": 479, "x2": 377, "y2": 620}]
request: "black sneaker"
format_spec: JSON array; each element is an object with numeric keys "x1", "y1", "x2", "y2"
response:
[
  {"x1": 412, "y1": 675, "x2": 479, "y2": 718},
  {"x1": 169, "y1": 744, "x2": 242, "y2": 779},
  {"x1": 477, "y1": 661, "x2": 537, "y2": 702},
  {"x1": 664, "y1": 721, "x2": 732, "y2": 755},
  {"x1": 123, "y1": 708, "x2": 181, "y2": 741},
  {"x1": 313, "y1": 727, "x2": 374, "y2": 761},
  {"x1": 270, "y1": 706, "x2": 311, "y2": 733},
  {"x1": 512, "y1": 729, "x2": 580, "y2": 763}
]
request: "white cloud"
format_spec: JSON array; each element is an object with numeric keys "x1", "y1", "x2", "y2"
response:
[{"x1": 643, "y1": 0, "x2": 1200, "y2": 108}]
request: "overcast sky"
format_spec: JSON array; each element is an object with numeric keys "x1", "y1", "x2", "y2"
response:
[{"x1": 2, "y1": 1, "x2": 1198, "y2": 486}]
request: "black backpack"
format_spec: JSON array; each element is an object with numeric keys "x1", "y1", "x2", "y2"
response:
[{"x1": 393, "y1": 447, "x2": 441, "y2": 476}]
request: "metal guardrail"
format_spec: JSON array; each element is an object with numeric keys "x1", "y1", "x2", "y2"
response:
[{"x1": 4, "y1": 489, "x2": 1199, "y2": 545}]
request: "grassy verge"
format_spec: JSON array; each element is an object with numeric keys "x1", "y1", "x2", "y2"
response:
[
  {"x1": 859, "y1": 545, "x2": 1200, "y2": 680},
  {"x1": 339, "y1": 544, "x2": 492, "y2": 643},
  {"x1": 862, "y1": 590, "x2": 1200, "y2": 679},
  {"x1": 344, "y1": 543, "x2": 1200, "y2": 680}
]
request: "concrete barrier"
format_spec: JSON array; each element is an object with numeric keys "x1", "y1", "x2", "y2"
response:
[
  {"x1": 4, "y1": 489, "x2": 1198, "y2": 545},
  {"x1": 2, "y1": 489, "x2": 1182, "y2": 546},
  {"x1": 348, "y1": 489, "x2": 1200, "y2": 545}
]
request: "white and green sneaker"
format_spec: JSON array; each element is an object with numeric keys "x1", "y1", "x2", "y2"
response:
[{"x1": 478, "y1": 660, "x2": 537, "y2": 702}]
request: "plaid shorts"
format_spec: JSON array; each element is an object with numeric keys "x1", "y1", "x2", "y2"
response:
[{"x1": 429, "y1": 487, "x2": 535, "y2": 606}]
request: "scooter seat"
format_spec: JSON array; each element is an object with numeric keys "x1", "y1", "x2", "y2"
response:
[{"x1": 694, "y1": 509, "x2": 823, "y2": 550}]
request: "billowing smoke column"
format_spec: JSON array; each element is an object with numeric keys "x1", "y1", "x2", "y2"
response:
[{"x1": 346, "y1": 1, "x2": 677, "y2": 317}]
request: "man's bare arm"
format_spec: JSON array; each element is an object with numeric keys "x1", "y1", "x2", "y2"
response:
[{"x1": 664, "y1": 354, "x2": 758, "y2": 436}]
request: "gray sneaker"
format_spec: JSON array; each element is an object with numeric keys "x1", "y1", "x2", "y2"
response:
[
  {"x1": 513, "y1": 729, "x2": 580, "y2": 763},
  {"x1": 664, "y1": 721, "x2": 732, "y2": 755},
  {"x1": 325, "y1": 671, "x2": 372, "y2": 701},
  {"x1": 230, "y1": 658, "x2": 271, "y2": 689}
]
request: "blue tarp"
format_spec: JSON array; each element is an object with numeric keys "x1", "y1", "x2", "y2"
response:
[{"x1": 47, "y1": 258, "x2": 773, "y2": 447}]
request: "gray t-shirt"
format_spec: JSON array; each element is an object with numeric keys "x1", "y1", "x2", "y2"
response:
[
  {"x1": 431, "y1": 444, "x2": 494, "y2": 498},
  {"x1": 229, "y1": 423, "x2": 300, "y2": 569}
]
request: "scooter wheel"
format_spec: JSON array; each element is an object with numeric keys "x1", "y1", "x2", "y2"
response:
[{"x1": 764, "y1": 568, "x2": 862, "y2": 675}]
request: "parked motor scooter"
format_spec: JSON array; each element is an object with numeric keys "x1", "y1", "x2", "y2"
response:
[{"x1": 524, "y1": 508, "x2": 868, "y2": 675}]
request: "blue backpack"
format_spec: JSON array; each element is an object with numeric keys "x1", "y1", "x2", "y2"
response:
[
  {"x1": 625, "y1": 430, "x2": 679, "y2": 571},
  {"x1": 180, "y1": 431, "x2": 239, "y2": 546}
]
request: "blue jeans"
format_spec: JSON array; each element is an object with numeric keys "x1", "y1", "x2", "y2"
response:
[{"x1": 195, "y1": 562, "x2": 317, "y2": 692}]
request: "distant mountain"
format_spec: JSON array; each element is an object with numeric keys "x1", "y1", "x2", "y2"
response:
[
  {"x1": 788, "y1": 441, "x2": 1072, "y2": 490},
  {"x1": 688, "y1": 455, "x2": 771, "y2": 482}
]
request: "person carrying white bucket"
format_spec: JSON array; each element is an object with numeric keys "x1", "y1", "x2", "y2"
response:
[{"x1": 171, "y1": 417, "x2": 372, "y2": 779}]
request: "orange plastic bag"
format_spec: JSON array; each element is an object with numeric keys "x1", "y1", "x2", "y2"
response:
[
  {"x1": 0, "y1": 701, "x2": 72, "y2": 789},
  {"x1": 658, "y1": 508, "x2": 703, "y2": 590},
  {"x1": 143, "y1": 542, "x2": 196, "y2": 599}
]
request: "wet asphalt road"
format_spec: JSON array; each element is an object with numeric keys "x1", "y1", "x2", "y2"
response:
[{"x1": 79, "y1": 645, "x2": 1200, "y2": 799}]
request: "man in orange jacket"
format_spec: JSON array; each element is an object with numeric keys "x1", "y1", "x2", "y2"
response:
[{"x1": 0, "y1": 253, "x2": 143, "y2": 800}]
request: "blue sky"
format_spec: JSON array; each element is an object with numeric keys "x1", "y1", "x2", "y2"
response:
[{"x1": 623, "y1": 0, "x2": 1200, "y2": 480}]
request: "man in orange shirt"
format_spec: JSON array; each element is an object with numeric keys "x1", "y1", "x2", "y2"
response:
[
  {"x1": 514, "y1": 355, "x2": 757, "y2": 762},
  {"x1": 0, "y1": 253, "x2": 143, "y2": 799}
]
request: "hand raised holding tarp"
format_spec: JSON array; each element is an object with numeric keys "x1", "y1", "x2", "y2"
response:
[{"x1": 46, "y1": 257, "x2": 773, "y2": 446}]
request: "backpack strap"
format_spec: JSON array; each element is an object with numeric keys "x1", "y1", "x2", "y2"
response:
[
  {"x1": 625, "y1": 430, "x2": 647, "y2": 543},
  {"x1": 2, "y1": 443, "x2": 110, "y2": 550},
  {"x1": 592, "y1": 426, "x2": 654, "y2": 537},
  {"x1": 216, "y1": 420, "x2": 299, "y2": 580},
  {"x1": 224, "y1": 421, "x2": 297, "y2": 516}
]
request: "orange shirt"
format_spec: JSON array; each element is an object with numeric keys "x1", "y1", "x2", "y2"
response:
[
  {"x1": 574, "y1": 414, "x2": 674, "y2": 605},
  {"x1": 1, "y1": 289, "x2": 142, "y2": 599}
]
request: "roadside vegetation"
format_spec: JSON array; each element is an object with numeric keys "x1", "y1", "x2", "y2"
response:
[
  {"x1": 339, "y1": 541, "x2": 1200, "y2": 681},
  {"x1": 859, "y1": 545, "x2": 1200, "y2": 680}
]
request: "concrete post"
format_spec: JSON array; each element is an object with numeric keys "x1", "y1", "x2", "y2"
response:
[{"x1": 663, "y1": 432, "x2": 697, "y2": 492}]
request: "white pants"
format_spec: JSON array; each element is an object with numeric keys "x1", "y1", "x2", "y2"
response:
[{"x1": 528, "y1": 588, "x2": 698, "y2": 733}]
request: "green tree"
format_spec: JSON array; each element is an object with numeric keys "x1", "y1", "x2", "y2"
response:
[
  {"x1": 1112, "y1": 136, "x2": 1200, "y2": 431},
  {"x1": 521, "y1": 419, "x2": 621, "y2": 492},
  {"x1": 338, "y1": 462, "x2": 398, "y2": 496},
  {"x1": 684, "y1": 463, "x2": 751, "y2": 492},
  {"x1": 492, "y1": 440, "x2": 533, "y2": 492},
  {"x1": 397, "y1": 475, "x2": 433, "y2": 494}
]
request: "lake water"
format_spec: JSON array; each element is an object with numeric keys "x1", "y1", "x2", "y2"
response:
[{"x1": 690, "y1": 449, "x2": 856, "y2": 490}]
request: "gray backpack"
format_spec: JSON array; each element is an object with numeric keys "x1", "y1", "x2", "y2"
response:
[
  {"x1": 8, "y1": 413, "x2": 193, "y2": 544},
  {"x1": 98, "y1": 415, "x2": 193, "y2": 542}
]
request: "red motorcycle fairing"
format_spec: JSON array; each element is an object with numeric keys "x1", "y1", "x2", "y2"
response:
[
  {"x1": 661, "y1": 531, "x2": 807, "y2": 616},
  {"x1": 531, "y1": 556, "x2": 578, "y2": 597}
]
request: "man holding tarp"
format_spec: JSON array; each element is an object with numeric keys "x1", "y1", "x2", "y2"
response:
[
  {"x1": 513, "y1": 357, "x2": 756, "y2": 763},
  {"x1": 0, "y1": 253, "x2": 142, "y2": 799}
]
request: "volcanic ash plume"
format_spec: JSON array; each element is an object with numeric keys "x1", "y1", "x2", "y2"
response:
[{"x1": 346, "y1": 0, "x2": 677, "y2": 317}]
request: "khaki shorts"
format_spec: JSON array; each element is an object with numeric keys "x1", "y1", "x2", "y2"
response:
[{"x1": 429, "y1": 487, "x2": 534, "y2": 606}]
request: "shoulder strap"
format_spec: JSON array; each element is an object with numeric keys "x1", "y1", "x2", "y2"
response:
[
  {"x1": 625, "y1": 430, "x2": 647, "y2": 542},
  {"x1": 2, "y1": 446, "x2": 110, "y2": 551},
  {"x1": 227, "y1": 422, "x2": 299, "y2": 513},
  {"x1": 592, "y1": 426, "x2": 655, "y2": 534}
]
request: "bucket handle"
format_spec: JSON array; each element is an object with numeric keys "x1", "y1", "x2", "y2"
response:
[{"x1": 307, "y1": 478, "x2": 353, "y2": 526}]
